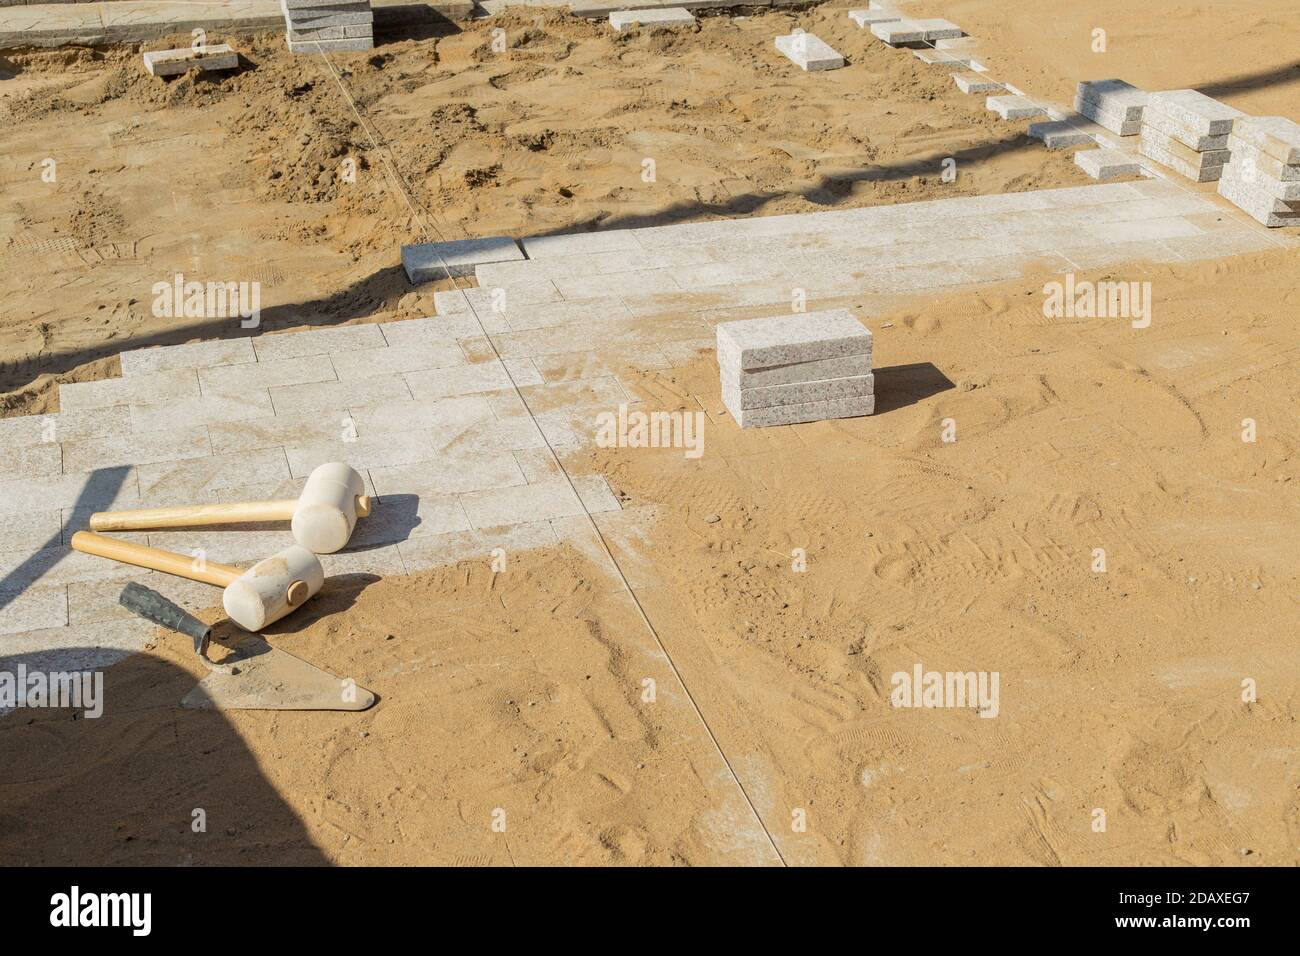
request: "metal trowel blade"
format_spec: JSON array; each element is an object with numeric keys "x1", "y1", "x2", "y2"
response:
[{"x1": 181, "y1": 635, "x2": 376, "y2": 712}]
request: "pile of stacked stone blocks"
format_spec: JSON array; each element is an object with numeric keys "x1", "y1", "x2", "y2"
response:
[
  {"x1": 1074, "y1": 79, "x2": 1147, "y2": 136},
  {"x1": 281, "y1": 0, "x2": 374, "y2": 54},
  {"x1": 1217, "y1": 116, "x2": 1300, "y2": 227},
  {"x1": 1139, "y1": 90, "x2": 1244, "y2": 183},
  {"x1": 717, "y1": 310, "x2": 875, "y2": 429}
]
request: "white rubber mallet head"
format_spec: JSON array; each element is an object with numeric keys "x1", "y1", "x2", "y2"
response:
[
  {"x1": 222, "y1": 544, "x2": 326, "y2": 632},
  {"x1": 291, "y1": 462, "x2": 371, "y2": 554}
]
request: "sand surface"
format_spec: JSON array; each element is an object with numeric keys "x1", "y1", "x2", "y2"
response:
[{"x1": 1, "y1": 4, "x2": 1298, "y2": 866}]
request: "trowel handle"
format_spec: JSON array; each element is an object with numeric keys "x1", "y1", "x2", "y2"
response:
[{"x1": 71, "y1": 531, "x2": 241, "y2": 587}]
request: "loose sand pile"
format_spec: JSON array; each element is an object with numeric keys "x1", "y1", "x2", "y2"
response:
[{"x1": 1, "y1": 3, "x2": 1298, "y2": 866}]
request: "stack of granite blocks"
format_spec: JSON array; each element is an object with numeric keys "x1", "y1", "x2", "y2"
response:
[
  {"x1": 1217, "y1": 116, "x2": 1300, "y2": 227},
  {"x1": 1074, "y1": 79, "x2": 1147, "y2": 136},
  {"x1": 1139, "y1": 90, "x2": 1244, "y2": 183},
  {"x1": 282, "y1": 0, "x2": 374, "y2": 54},
  {"x1": 717, "y1": 309, "x2": 875, "y2": 428}
]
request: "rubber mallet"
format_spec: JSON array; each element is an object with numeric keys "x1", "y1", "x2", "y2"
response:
[
  {"x1": 72, "y1": 531, "x2": 324, "y2": 632},
  {"x1": 87, "y1": 461, "x2": 372, "y2": 554}
]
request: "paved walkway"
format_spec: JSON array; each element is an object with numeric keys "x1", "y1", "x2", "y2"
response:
[{"x1": 0, "y1": 177, "x2": 1285, "y2": 680}]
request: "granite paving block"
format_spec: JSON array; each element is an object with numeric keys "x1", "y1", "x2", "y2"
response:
[
  {"x1": 283, "y1": 428, "x2": 442, "y2": 478},
  {"x1": 1141, "y1": 125, "x2": 1230, "y2": 167},
  {"x1": 288, "y1": 24, "x2": 373, "y2": 40},
  {"x1": 1147, "y1": 90, "x2": 1245, "y2": 137},
  {"x1": 287, "y1": 36, "x2": 374, "y2": 53},
  {"x1": 144, "y1": 529, "x2": 296, "y2": 565},
  {"x1": 725, "y1": 372, "x2": 875, "y2": 412},
  {"x1": 870, "y1": 19, "x2": 924, "y2": 44},
  {"x1": 68, "y1": 575, "x2": 218, "y2": 626},
  {"x1": 520, "y1": 231, "x2": 644, "y2": 258},
  {"x1": 1074, "y1": 97, "x2": 1143, "y2": 137},
  {"x1": 59, "y1": 368, "x2": 199, "y2": 411},
  {"x1": 1230, "y1": 115, "x2": 1300, "y2": 166},
  {"x1": 910, "y1": 18, "x2": 963, "y2": 41},
  {"x1": 401, "y1": 236, "x2": 524, "y2": 283},
  {"x1": 329, "y1": 343, "x2": 467, "y2": 380},
  {"x1": 405, "y1": 361, "x2": 514, "y2": 401},
  {"x1": 721, "y1": 350, "x2": 873, "y2": 390},
  {"x1": 346, "y1": 395, "x2": 495, "y2": 436},
  {"x1": 587, "y1": 505, "x2": 663, "y2": 589},
  {"x1": 848, "y1": 9, "x2": 900, "y2": 27},
  {"x1": 0, "y1": 585, "x2": 70, "y2": 636},
  {"x1": 1074, "y1": 148, "x2": 1142, "y2": 181},
  {"x1": 369, "y1": 448, "x2": 527, "y2": 497},
  {"x1": 397, "y1": 520, "x2": 558, "y2": 573},
  {"x1": 1139, "y1": 106, "x2": 1229, "y2": 151},
  {"x1": 1222, "y1": 158, "x2": 1300, "y2": 200},
  {"x1": 1138, "y1": 138, "x2": 1225, "y2": 182},
  {"x1": 459, "y1": 478, "x2": 586, "y2": 529},
  {"x1": 199, "y1": 354, "x2": 336, "y2": 394},
  {"x1": 0, "y1": 468, "x2": 139, "y2": 518},
  {"x1": 382, "y1": 314, "x2": 486, "y2": 346},
  {"x1": 1029, "y1": 119, "x2": 1103, "y2": 149},
  {"x1": 571, "y1": 475, "x2": 621, "y2": 514},
  {"x1": 1216, "y1": 175, "x2": 1300, "y2": 227},
  {"x1": 717, "y1": 309, "x2": 871, "y2": 371},
  {"x1": 319, "y1": 544, "x2": 407, "y2": 579},
  {"x1": 129, "y1": 390, "x2": 274, "y2": 432},
  {"x1": 987, "y1": 94, "x2": 1046, "y2": 121},
  {"x1": 120, "y1": 337, "x2": 256, "y2": 376},
  {"x1": 269, "y1": 374, "x2": 411, "y2": 416},
  {"x1": 286, "y1": 8, "x2": 374, "y2": 27},
  {"x1": 609, "y1": 7, "x2": 694, "y2": 30},
  {"x1": 1225, "y1": 138, "x2": 1300, "y2": 182},
  {"x1": 62, "y1": 426, "x2": 212, "y2": 473},
  {"x1": 0, "y1": 407, "x2": 130, "y2": 448},
  {"x1": 913, "y1": 48, "x2": 970, "y2": 71},
  {"x1": 1, "y1": 619, "x2": 154, "y2": 679},
  {"x1": 207, "y1": 410, "x2": 357, "y2": 455},
  {"x1": 143, "y1": 43, "x2": 238, "y2": 76},
  {"x1": 251, "y1": 323, "x2": 385, "y2": 361},
  {"x1": 732, "y1": 392, "x2": 876, "y2": 428},
  {"x1": 134, "y1": 447, "x2": 291, "y2": 503},
  {"x1": 0, "y1": 442, "x2": 63, "y2": 482},
  {"x1": 1075, "y1": 79, "x2": 1148, "y2": 121},
  {"x1": 953, "y1": 72, "x2": 1004, "y2": 94},
  {"x1": 346, "y1": 492, "x2": 469, "y2": 547},
  {"x1": 0, "y1": 510, "x2": 63, "y2": 551}
]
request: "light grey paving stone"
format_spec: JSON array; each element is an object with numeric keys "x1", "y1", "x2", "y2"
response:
[
  {"x1": 134, "y1": 447, "x2": 291, "y2": 503},
  {"x1": 1, "y1": 619, "x2": 154, "y2": 679},
  {"x1": 120, "y1": 338, "x2": 256, "y2": 376},
  {"x1": 345, "y1": 492, "x2": 468, "y2": 547},
  {"x1": 1230, "y1": 115, "x2": 1300, "y2": 166},
  {"x1": 382, "y1": 314, "x2": 486, "y2": 346},
  {"x1": 129, "y1": 390, "x2": 274, "y2": 432},
  {"x1": 0, "y1": 585, "x2": 69, "y2": 637},
  {"x1": 199, "y1": 354, "x2": 336, "y2": 395},
  {"x1": 1226, "y1": 138, "x2": 1300, "y2": 182},
  {"x1": 0, "y1": 407, "x2": 130, "y2": 448},
  {"x1": 287, "y1": 36, "x2": 374, "y2": 53},
  {"x1": 347, "y1": 395, "x2": 496, "y2": 439},
  {"x1": 1074, "y1": 97, "x2": 1142, "y2": 136},
  {"x1": 589, "y1": 505, "x2": 662, "y2": 589},
  {"x1": 1147, "y1": 90, "x2": 1245, "y2": 137},
  {"x1": 913, "y1": 48, "x2": 970, "y2": 71},
  {"x1": 319, "y1": 544, "x2": 407, "y2": 580},
  {"x1": 952, "y1": 72, "x2": 1004, "y2": 94},
  {"x1": 283, "y1": 0, "x2": 370, "y2": 9},
  {"x1": 285, "y1": 9, "x2": 374, "y2": 28},
  {"x1": 0, "y1": 442, "x2": 63, "y2": 482},
  {"x1": 401, "y1": 236, "x2": 524, "y2": 283},
  {"x1": 459, "y1": 477, "x2": 586, "y2": 529},
  {"x1": 498, "y1": 297, "x2": 633, "y2": 333},
  {"x1": 549, "y1": 515, "x2": 624, "y2": 590},
  {"x1": 730, "y1": 392, "x2": 876, "y2": 428},
  {"x1": 1217, "y1": 173, "x2": 1300, "y2": 227},
  {"x1": 58, "y1": 368, "x2": 200, "y2": 411},
  {"x1": 251, "y1": 324, "x2": 385, "y2": 362},
  {"x1": 0, "y1": 468, "x2": 139, "y2": 518},
  {"x1": 397, "y1": 520, "x2": 558, "y2": 573},
  {"x1": 571, "y1": 475, "x2": 623, "y2": 515},
  {"x1": 550, "y1": 268, "x2": 679, "y2": 301},
  {"x1": 716, "y1": 309, "x2": 871, "y2": 371},
  {"x1": 405, "y1": 361, "x2": 514, "y2": 401},
  {"x1": 1138, "y1": 106, "x2": 1229, "y2": 151},
  {"x1": 143, "y1": 529, "x2": 296, "y2": 565},
  {"x1": 329, "y1": 343, "x2": 467, "y2": 380},
  {"x1": 1074, "y1": 148, "x2": 1142, "y2": 181},
  {"x1": 62, "y1": 426, "x2": 211, "y2": 473},
  {"x1": 519, "y1": 231, "x2": 643, "y2": 258},
  {"x1": 0, "y1": 543, "x2": 153, "y2": 591},
  {"x1": 724, "y1": 372, "x2": 875, "y2": 412},
  {"x1": 421, "y1": 292, "x2": 511, "y2": 334},
  {"x1": 1029, "y1": 119, "x2": 1104, "y2": 149},
  {"x1": 1138, "y1": 138, "x2": 1225, "y2": 182},
  {"x1": 721, "y1": 350, "x2": 873, "y2": 390},
  {"x1": 502, "y1": 357, "x2": 545, "y2": 386},
  {"x1": 1222, "y1": 158, "x2": 1300, "y2": 200},
  {"x1": 987, "y1": 94, "x2": 1046, "y2": 121},
  {"x1": 775, "y1": 32, "x2": 845, "y2": 72},
  {"x1": 283, "y1": 428, "x2": 441, "y2": 478},
  {"x1": 143, "y1": 43, "x2": 238, "y2": 77},
  {"x1": 269, "y1": 374, "x2": 411, "y2": 417},
  {"x1": 510, "y1": 447, "x2": 564, "y2": 483},
  {"x1": 848, "y1": 9, "x2": 900, "y2": 27},
  {"x1": 870, "y1": 19, "x2": 924, "y2": 44},
  {"x1": 1075, "y1": 79, "x2": 1148, "y2": 121},
  {"x1": 609, "y1": 7, "x2": 693, "y2": 30},
  {"x1": 0, "y1": 510, "x2": 63, "y2": 552},
  {"x1": 207, "y1": 410, "x2": 356, "y2": 455},
  {"x1": 369, "y1": 447, "x2": 527, "y2": 497},
  {"x1": 910, "y1": 17, "x2": 963, "y2": 40},
  {"x1": 1140, "y1": 125, "x2": 1230, "y2": 168}
]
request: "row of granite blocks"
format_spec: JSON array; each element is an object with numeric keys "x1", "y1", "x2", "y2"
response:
[
  {"x1": 281, "y1": 0, "x2": 374, "y2": 53},
  {"x1": 0, "y1": 316, "x2": 662, "y2": 643}
]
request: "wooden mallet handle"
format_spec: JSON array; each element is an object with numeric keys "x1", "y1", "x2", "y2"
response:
[
  {"x1": 89, "y1": 499, "x2": 298, "y2": 532},
  {"x1": 71, "y1": 531, "x2": 242, "y2": 587}
]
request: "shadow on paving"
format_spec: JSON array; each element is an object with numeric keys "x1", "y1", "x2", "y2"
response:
[{"x1": 0, "y1": 648, "x2": 330, "y2": 865}]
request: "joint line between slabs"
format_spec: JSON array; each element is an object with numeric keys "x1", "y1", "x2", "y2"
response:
[{"x1": 312, "y1": 43, "x2": 788, "y2": 865}]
